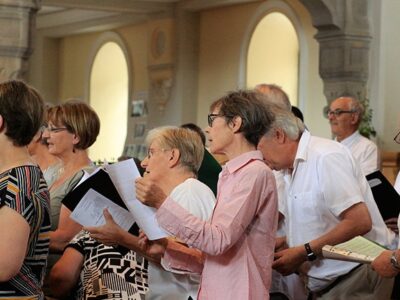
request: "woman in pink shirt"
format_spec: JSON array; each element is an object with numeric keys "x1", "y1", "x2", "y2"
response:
[{"x1": 136, "y1": 90, "x2": 279, "y2": 299}]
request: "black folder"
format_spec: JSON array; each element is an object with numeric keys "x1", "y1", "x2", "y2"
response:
[
  {"x1": 62, "y1": 168, "x2": 127, "y2": 212},
  {"x1": 366, "y1": 170, "x2": 400, "y2": 220},
  {"x1": 62, "y1": 168, "x2": 140, "y2": 236}
]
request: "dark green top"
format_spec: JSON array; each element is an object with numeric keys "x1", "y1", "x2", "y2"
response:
[{"x1": 197, "y1": 149, "x2": 222, "y2": 196}]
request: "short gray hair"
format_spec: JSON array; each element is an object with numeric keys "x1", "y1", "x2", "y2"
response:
[
  {"x1": 347, "y1": 96, "x2": 364, "y2": 127},
  {"x1": 265, "y1": 104, "x2": 305, "y2": 140},
  {"x1": 145, "y1": 126, "x2": 204, "y2": 175}
]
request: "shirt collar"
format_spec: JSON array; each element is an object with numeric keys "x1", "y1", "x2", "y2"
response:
[
  {"x1": 337, "y1": 130, "x2": 359, "y2": 147},
  {"x1": 223, "y1": 150, "x2": 263, "y2": 174},
  {"x1": 294, "y1": 129, "x2": 310, "y2": 164}
]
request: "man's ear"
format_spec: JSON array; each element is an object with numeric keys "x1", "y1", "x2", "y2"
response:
[
  {"x1": 230, "y1": 116, "x2": 243, "y2": 133},
  {"x1": 168, "y1": 148, "x2": 180, "y2": 168},
  {"x1": 274, "y1": 128, "x2": 286, "y2": 144},
  {"x1": 350, "y1": 112, "x2": 359, "y2": 125},
  {"x1": 0, "y1": 115, "x2": 3, "y2": 132}
]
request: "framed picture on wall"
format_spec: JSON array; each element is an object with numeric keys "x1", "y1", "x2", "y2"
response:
[
  {"x1": 131, "y1": 99, "x2": 147, "y2": 117},
  {"x1": 134, "y1": 123, "x2": 146, "y2": 138}
]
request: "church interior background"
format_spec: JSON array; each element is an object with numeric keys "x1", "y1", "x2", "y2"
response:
[{"x1": 1, "y1": 0, "x2": 399, "y2": 182}]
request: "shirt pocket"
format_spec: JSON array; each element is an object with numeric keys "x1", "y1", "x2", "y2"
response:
[{"x1": 290, "y1": 191, "x2": 322, "y2": 229}]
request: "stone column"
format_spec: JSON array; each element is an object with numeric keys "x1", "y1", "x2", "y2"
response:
[
  {"x1": 0, "y1": 0, "x2": 40, "y2": 81},
  {"x1": 300, "y1": 0, "x2": 370, "y2": 102}
]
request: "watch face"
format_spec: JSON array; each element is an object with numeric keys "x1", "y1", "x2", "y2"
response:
[
  {"x1": 307, "y1": 253, "x2": 317, "y2": 261},
  {"x1": 391, "y1": 252, "x2": 400, "y2": 270}
]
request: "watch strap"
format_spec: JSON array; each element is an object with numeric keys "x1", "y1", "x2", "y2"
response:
[
  {"x1": 391, "y1": 251, "x2": 400, "y2": 271},
  {"x1": 304, "y1": 242, "x2": 317, "y2": 261}
]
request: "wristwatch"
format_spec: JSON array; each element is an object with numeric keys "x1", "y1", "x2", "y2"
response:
[
  {"x1": 304, "y1": 242, "x2": 317, "y2": 261},
  {"x1": 390, "y1": 251, "x2": 400, "y2": 271}
]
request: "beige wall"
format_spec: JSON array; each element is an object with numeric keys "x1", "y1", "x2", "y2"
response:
[
  {"x1": 196, "y1": 1, "x2": 328, "y2": 138},
  {"x1": 370, "y1": 0, "x2": 400, "y2": 151},
  {"x1": 197, "y1": 3, "x2": 261, "y2": 129}
]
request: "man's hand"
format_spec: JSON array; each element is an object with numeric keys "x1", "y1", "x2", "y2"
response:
[
  {"x1": 272, "y1": 245, "x2": 307, "y2": 276},
  {"x1": 84, "y1": 209, "x2": 123, "y2": 246},
  {"x1": 371, "y1": 250, "x2": 399, "y2": 278},
  {"x1": 385, "y1": 218, "x2": 399, "y2": 234},
  {"x1": 135, "y1": 177, "x2": 167, "y2": 209}
]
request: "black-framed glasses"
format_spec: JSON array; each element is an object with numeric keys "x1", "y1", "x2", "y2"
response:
[
  {"x1": 394, "y1": 131, "x2": 400, "y2": 144},
  {"x1": 207, "y1": 113, "x2": 224, "y2": 127},
  {"x1": 43, "y1": 125, "x2": 68, "y2": 133},
  {"x1": 324, "y1": 109, "x2": 356, "y2": 118}
]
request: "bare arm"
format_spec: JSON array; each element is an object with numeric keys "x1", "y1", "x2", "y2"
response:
[
  {"x1": 50, "y1": 205, "x2": 82, "y2": 253},
  {"x1": 0, "y1": 206, "x2": 30, "y2": 281},
  {"x1": 273, "y1": 202, "x2": 372, "y2": 275},
  {"x1": 50, "y1": 247, "x2": 84, "y2": 298}
]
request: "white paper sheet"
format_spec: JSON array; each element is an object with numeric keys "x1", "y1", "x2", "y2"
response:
[
  {"x1": 104, "y1": 159, "x2": 168, "y2": 240},
  {"x1": 70, "y1": 188, "x2": 135, "y2": 231}
]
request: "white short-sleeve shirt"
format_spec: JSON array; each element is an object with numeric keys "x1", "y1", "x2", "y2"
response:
[
  {"x1": 338, "y1": 130, "x2": 378, "y2": 176},
  {"x1": 280, "y1": 131, "x2": 395, "y2": 292},
  {"x1": 147, "y1": 178, "x2": 215, "y2": 300}
]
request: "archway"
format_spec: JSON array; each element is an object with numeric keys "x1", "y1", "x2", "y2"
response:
[
  {"x1": 89, "y1": 41, "x2": 129, "y2": 162},
  {"x1": 247, "y1": 12, "x2": 299, "y2": 105}
]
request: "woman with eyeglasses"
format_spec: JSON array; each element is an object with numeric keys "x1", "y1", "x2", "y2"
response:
[
  {"x1": 135, "y1": 90, "x2": 279, "y2": 299},
  {"x1": 80, "y1": 126, "x2": 215, "y2": 300},
  {"x1": 0, "y1": 80, "x2": 51, "y2": 300},
  {"x1": 42, "y1": 99, "x2": 100, "y2": 297}
]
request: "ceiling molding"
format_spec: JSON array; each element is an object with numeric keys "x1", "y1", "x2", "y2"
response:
[
  {"x1": 37, "y1": 9, "x2": 119, "y2": 29},
  {"x1": 41, "y1": 0, "x2": 175, "y2": 14},
  {"x1": 38, "y1": 13, "x2": 147, "y2": 37},
  {"x1": 182, "y1": 0, "x2": 261, "y2": 12}
]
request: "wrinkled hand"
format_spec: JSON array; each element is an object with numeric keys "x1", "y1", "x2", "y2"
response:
[
  {"x1": 135, "y1": 177, "x2": 167, "y2": 209},
  {"x1": 371, "y1": 250, "x2": 399, "y2": 278},
  {"x1": 84, "y1": 209, "x2": 123, "y2": 246},
  {"x1": 272, "y1": 246, "x2": 307, "y2": 276},
  {"x1": 137, "y1": 231, "x2": 167, "y2": 262},
  {"x1": 385, "y1": 218, "x2": 399, "y2": 234}
]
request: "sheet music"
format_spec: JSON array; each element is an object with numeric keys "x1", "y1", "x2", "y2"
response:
[
  {"x1": 104, "y1": 159, "x2": 168, "y2": 240},
  {"x1": 70, "y1": 188, "x2": 135, "y2": 230},
  {"x1": 322, "y1": 236, "x2": 386, "y2": 263}
]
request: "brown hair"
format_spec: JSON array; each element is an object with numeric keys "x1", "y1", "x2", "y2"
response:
[
  {"x1": 210, "y1": 90, "x2": 274, "y2": 146},
  {"x1": 0, "y1": 80, "x2": 44, "y2": 146},
  {"x1": 47, "y1": 99, "x2": 100, "y2": 150}
]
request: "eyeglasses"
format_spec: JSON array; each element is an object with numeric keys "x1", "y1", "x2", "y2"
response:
[
  {"x1": 207, "y1": 113, "x2": 224, "y2": 127},
  {"x1": 147, "y1": 148, "x2": 170, "y2": 159},
  {"x1": 324, "y1": 109, "x2": 356, "y2": 118},
  {"x1": 394, "y1": 131, "x2": 400, "y2": 144},
  {"x1": 43, "y1": 125, "x2": 68, "y2": 133}
]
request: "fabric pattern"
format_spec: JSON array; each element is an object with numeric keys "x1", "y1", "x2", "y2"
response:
[
  {"x1": 0, "y1": 165, "x2": 51, "y2": 300},
  {"x1": 67, "y1": 230, "x2": 149, "y2": 300}
]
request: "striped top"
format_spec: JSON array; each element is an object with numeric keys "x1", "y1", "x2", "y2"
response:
[{"x1": 0, "y1": 165, "x2": 51, "y2": 300}]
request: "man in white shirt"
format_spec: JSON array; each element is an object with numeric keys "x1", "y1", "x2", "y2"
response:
[
  {"x1": 256, "y1": 83, "x2": 307, "y2": 300},
  {"x1": 327, "y1": 96, "x2": 378, "y2": 176},
  {"x1": 257, "y1": 105, "x2": 395, "y2": 299}
]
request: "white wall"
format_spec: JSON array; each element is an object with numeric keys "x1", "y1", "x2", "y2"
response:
[{"x1": 369, "y1": 0, "x2": 400, "y2": 151}]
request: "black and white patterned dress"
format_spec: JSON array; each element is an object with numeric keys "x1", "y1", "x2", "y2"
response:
[{"x1": 67, "y1": 230, "x2": 149, "y2": 300}]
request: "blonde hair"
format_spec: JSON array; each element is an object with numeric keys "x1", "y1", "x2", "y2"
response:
[{"x1": 146, "y1": 126, "x2": 204, "y2": 175}]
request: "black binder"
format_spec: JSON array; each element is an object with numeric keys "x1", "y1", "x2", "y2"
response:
[
  {"x1": 62, "y1": 168, "x2": 140, "y2": 236},
  {"x1": 366, "y1": 170, "x2": 400, "y2": 220},
  {"x1": 62, "y1": 168, "x2": 127, "y2": 211}
]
